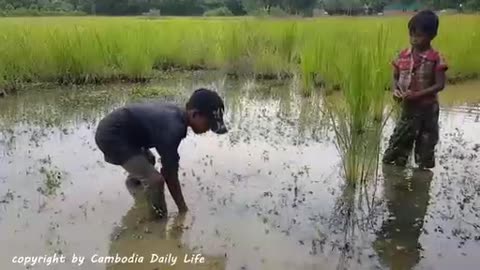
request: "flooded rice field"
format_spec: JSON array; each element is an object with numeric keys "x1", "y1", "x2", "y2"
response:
[{"x1": 1, "y1": 73, "x2": 480, "y2": 270}]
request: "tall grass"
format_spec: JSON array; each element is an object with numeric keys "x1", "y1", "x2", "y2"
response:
[{"x1": 0, "y1": 15, "x2": 479, "y2": 90}]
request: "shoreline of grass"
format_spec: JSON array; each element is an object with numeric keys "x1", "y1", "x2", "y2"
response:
[
  {"x1": 1, "y1": 68, "x2": 477, "y2": 98},
  {"x1": 0, "y1": 10, "x2": 86, "y2": 17}
]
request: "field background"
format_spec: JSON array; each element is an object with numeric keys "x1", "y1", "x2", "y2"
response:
[{"x1": 1, "y1": 15, "x2": 479, "y2": 94}]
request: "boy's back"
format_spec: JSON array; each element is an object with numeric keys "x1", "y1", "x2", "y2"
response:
[
  {"x1": 95, "y1": 102, "x2": 187, "y2": 167},
  {"x1": 123, "y1": 102, "x2": 188, "y2": 148}
]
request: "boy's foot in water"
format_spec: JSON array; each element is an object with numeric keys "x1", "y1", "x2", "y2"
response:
[{"x1": 144, "y1": 180, "x2": 168, "y2": 220}]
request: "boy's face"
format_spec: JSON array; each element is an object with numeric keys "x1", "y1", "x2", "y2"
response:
[
  {"x1": 410, "y1": 30, "x2": 431, "y2": 50},
  {"x1": 189, "y1": 111, "x2": 210, "y2": 134}
]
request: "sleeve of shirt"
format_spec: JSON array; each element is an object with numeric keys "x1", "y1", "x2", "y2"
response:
[
  {"x1": 157, "y1": 143, "x2": 180, "y2": 178},
  {"x1": 436, "y1": 53, "x2": 448, "y2": 71}
]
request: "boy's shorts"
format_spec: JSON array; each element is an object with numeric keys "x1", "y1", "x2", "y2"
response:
[{"x1": 95, "y1": 109, "x2": 156, "y2": 179}]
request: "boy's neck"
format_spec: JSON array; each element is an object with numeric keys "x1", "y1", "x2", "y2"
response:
[
  {"x1": 183, "y1": 108, "x2": 192, "y2": 127},
  {"x1": 412, "y1": 44, "x2": 432, "y2": 53}
]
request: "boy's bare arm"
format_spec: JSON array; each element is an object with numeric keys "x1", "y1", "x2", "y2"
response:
[
  {"x1": 392, "y1": 69, "x2": 403, "y2": 99},
  {"x1": 161, "y1": 166, "x2": 188, "y2": 213},
  {"x1": 159, "y1": 146, "x2": 188, "y2": 213}
]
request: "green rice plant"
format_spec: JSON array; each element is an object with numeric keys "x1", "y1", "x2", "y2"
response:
[
  {"x1": 276, "y1": 22, "x2": 298, "y2": 64},
  {"x1": 297, "y1": 92, "x2": 327, "y2": 138},
  {"x1": 45, "y1": 26, "x2": 111, "y2": 82},
  {"x1": 253, "y1": 48, "x2": 285, "y2": 77},
  {"x1": 435, "y1": 16, "x2": 480, "y2": 80},
  {"x1": 113, "y1": 25, "x2": 155, "y2": 79},
  {"x1": 299, "y1": 35, "x2": 322, "y2": 96},
  {"x1": 325, "y1": 25, "x2": 392, "y2": 184},
  {"x1": 215, "y1": 22, "x2": 249, "y2": 73}
]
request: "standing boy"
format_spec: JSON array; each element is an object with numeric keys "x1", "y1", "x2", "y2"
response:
[
  {"x1": 95, "y1": 88, "x2": 227, "y2": 218},
  {"x1": 383, "y1": 10, "x2": 448, "y2": 169}
]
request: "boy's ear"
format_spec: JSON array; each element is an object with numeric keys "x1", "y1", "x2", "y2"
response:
[{"x1": 190, "y1": 109, "x2": 201, "y2": 118}]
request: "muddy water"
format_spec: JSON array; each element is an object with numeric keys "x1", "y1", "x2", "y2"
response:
[{"x1": 0, "y1": 75, "x2": 479, "y2": 270}]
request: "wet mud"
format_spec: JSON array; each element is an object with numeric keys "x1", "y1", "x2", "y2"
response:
[{"x1": 0, "y1": 74, "x2": 479, "y2": 270}]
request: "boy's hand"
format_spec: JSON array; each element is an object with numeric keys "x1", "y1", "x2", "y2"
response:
[
  {"x1": 404, "y1": 90, "x2": 420, "y2": 100},
  {"x1": 393, "y1": 89, "x2": 403, "y2": 102},
  {"x1": 393, "y1": 89, "x2": 403, "y2": 98}
]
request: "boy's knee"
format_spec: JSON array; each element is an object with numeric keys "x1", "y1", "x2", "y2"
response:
[
  {"x1": 122, "y1": 154, "x2": 157, "y2": 180},
  {"x1": 143, "y1": 149, "x2": 156, "y2": 165},
  {"x1": 144, "y1": 171, "x2": 165, "y2": 189}
]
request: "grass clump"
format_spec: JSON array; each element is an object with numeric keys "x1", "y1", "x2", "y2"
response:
[{"x1": 325, "y1": 25, "x2": 391, "y2": 184}]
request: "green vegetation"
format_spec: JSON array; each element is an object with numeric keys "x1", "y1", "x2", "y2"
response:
[
  {"x1": 0, "y1": 15, "x2": 479, "y2": 93},
  {"x1": 324, "y1": 25, "x2": 391, "y2": 183}
]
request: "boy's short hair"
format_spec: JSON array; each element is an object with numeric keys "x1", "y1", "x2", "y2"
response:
[
  {"x1": 408, "y1": 10, "x2": 439, "y2": 39},
  {"x1": 186, "y1": 88, "x2": 224, "y2": 115},
  {"x1": 186, "y1": 88, "x2": 227, "y2": 134}
]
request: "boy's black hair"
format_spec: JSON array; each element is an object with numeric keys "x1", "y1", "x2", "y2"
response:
[
  {"x1": 186, "y1": 88, "x2": 227, "y2": 134},
  {"x1": 408, "y1": 10, "x2": 439, "y2": 39},
  {"x1": 186, "y1": 88, "x2": 224, "y2": 115}
]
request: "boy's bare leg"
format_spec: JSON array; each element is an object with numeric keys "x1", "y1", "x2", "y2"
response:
[
  {"x1": 143, "y1": 148, "x2": 156, "y2": 165},
  {"x1": 144, "y1": 175, "x2": 167, "y2": 218},
  {"x1": 125, "y1": 148, "x2": 156, "y2": 186},
  {"x1": 122, "y1": 155, "x2": 167, "y2": 219}
]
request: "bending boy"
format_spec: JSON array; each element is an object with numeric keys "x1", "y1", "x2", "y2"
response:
[{"x1": 95, "y1": 88, "x2": 227, "y2": 218}]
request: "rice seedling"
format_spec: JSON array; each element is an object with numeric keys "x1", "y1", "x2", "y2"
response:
[
  {"x1": 38, "y1": 166, "x2": 64, "y2": 197},
  {"x1": 299, "y1": 35, "x2": 322, "y2": 96}
]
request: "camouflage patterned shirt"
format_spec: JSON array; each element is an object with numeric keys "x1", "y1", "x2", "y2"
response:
[{"x1": 392, "y1": 48, "x2": 448, "y2": 106}]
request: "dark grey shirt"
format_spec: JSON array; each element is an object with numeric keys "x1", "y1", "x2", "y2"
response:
[{"x1": 106, "y1": 102, "x2": 188, "y2": 176}]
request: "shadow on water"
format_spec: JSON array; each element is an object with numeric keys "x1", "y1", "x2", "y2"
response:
[
  {"x1": 106, "y1": 179, "x2": 225, "y2": 270},
  {"x1": 373, "y1": 165, "x2": 433, "y2": 270},
  {"x1": 328, "y1": 172, "x2": 381, "y2": 270}
]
